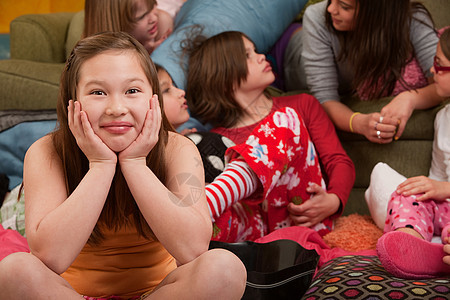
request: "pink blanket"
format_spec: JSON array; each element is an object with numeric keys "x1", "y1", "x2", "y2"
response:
[
  {"x1": 0, "y1": 224, "x2": 29, "y2": 261},
  {"x1": 255, "y1": 226, "x2": 376, "y2": 268}
]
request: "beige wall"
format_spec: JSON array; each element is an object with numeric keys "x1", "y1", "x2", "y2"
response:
[{"x1": 0, "y1": 0, "x2": 84, "y2": 33}]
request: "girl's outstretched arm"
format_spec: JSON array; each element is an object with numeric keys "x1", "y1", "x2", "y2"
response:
[{"x1": 24, "y1": 101, "x2": 117, "y2": 274}]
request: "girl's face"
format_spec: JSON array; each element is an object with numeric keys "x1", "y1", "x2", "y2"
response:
[
  {"x1": 76, "y1": 50, "x2": 152, "y2": 152},
  {"x1": 431, "y1": 42, "x2": 450, "y2": 97},
  {"x1": 157, "y1": 69, "x2": 190, "y2": 128},
  {"x1": 238, "y1": 37, "x2": 275, "y2": 93},
  {"x1": 327, "y1": 0, "x2": 357, "y2": 31},
  {"x1": 129, "y1": 0, "x2": 158, "y2": 47}
]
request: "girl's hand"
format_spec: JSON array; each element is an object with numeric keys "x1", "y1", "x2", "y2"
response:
[
  {"x1": 68, "y1": 100, "x2": 117, "y2": 166},
  {"x1": 287, "y1": 183, "x2": 340, "y2": 227},
  {"x1": 444, "y1": 244, "x2": 450, "y2": 266},
  {"x1": 119, "y1": 95, "x2": 161, "y2": 165},
  {"x1": 380, "y1": 91, "x2": 415, "y2": 140},
  {"x1": 396, "y1": 176, "x2": 450, "y2": 202},
  {"x1": 143, "y1": 29, "x2": 171, "y2": 54},
  {"x1": 354, "y1": 112, "x2": 398, "y2": 144},
  {"x1": 179, "y1": 127, "x2": 197, "y2": 136}
]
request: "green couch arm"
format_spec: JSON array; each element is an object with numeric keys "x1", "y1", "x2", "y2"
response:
[
  {"x1": 10, "y1": 12, "x2": 75, "y2": 63},
  {"x1": 0, "y1": 59, "x2": 63, "y2": 110}
]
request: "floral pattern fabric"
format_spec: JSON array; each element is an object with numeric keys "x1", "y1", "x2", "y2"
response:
[{"x1": 212, "y1": 107, "x2": 332, "y2": 242}]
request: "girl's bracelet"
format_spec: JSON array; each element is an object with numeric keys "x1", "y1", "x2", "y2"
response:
[{"x1": 349, "y1": 112, "x2": 360, "y2": 133}]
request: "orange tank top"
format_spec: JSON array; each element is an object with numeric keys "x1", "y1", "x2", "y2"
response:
[{"x1": 61, "y1": 224, "x2": 176, "y2": 298}]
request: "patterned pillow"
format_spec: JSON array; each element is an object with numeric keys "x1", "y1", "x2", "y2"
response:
[{"x1": 303, "y1": 255, "x2": 449, "y2": 300}]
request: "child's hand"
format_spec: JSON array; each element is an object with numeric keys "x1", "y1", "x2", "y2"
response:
[
  {"x1": 68, "y1": 100, "x2": 117, "y2": 166},
  {"x1": 143, "y1": 30, "x2": 171, "y2": 54},
  {"x1": 443, "y1": 230, "x2": 450, "y2": 266},
  {"x1": 179, "y1": 127, "x2": 197, "y2": 136},
  {"x1": 396, "y1": 176, "x2": 450, "y2": 201},
  {"x1": 119, "y1": 95, "x2": 161, "y2": 164},
  {"x1": 356, "y1": 112, "x2": 398, "y2": 144},
  {"x1": 380, "y1": 91, "x2": 415, "y2": 140},
  {"x1": 287, "y1": 183, "x2": 340, "y2": 227}
]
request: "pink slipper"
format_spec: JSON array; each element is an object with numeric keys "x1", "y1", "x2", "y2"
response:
[{"x1": 377, "y1": 231, "x2": 450, "y2": 279}]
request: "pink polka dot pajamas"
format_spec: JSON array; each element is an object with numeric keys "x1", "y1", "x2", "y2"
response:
[{"x1": 384, "y1": 192, "x2": 450, "y2": 242}]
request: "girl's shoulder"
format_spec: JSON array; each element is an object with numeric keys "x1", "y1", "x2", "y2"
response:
[
  {"x1": 25, "y1": 134, "x2": 56, "y2": 162},
  {"x1": 24, "y1": 134, "x2": 62, "y2": 179},
  {"x1": 166, "y1": 131, "x2": 200, "y2": 157}
]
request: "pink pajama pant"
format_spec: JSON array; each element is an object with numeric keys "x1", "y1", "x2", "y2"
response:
[{"x1": 384, "y1": 192, "x2": 450, "y2": 242}]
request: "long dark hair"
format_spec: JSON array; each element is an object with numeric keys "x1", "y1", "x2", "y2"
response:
[
  {"x1": 441, "y1": 28, "x2": 450, "y2": 60},
  {"x1": 54, "y1": 31, "x2": 173, "y2": 244},
  {"x1": 325, "y1": 0, "x2": 435, "y2": 99},
  {"x1": 186, "y1": 31, "x2": 257, "y2": 128}
]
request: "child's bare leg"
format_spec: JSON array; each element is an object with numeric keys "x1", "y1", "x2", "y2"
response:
[
  {"x1": 396, "y1": 227, "x2": 424, "y2": 239},
  {"x1": 0, "y1": 252, "x2": 82, "y2": 299},
  {"x1": 146, "y1": 248, "x2": 246, "y2": 300}
]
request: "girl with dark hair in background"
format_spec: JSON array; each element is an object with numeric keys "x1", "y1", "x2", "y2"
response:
[{"x1": 284, "y1": 0, "x2": 445, "y2": 143}]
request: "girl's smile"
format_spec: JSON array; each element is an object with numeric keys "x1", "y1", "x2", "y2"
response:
[{"x1": 101, "y1": 121, "x2": 134, "y2": 134}]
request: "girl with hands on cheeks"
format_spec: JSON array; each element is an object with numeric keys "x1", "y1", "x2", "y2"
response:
[
  {"x1": 0, "y1": 32, "x2": 246, "y2": 300},
  {"x1": 376, "y1": 28, "x2": 450, "y2": 280}
]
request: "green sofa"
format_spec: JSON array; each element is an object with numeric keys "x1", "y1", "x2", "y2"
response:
[
  {"x1": 0, "y1": 11, "x2": 83, "y2": 111},
  {"x1": 0, "y1": 0, "x2": 449, "y2": 217}
]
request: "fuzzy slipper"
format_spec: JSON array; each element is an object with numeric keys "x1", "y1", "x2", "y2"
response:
[{"x1": 377, "y1": 231, "x2": 450, "y2": 279}]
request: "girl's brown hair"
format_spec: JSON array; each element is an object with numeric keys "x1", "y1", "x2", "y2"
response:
[
  {"x1": 54, "y1": 31, "x2": 172, "y2": 244},
  {"x1": 186, "y1": 31, "x2": 253, "y2": 128},
  {"x1": 325, "y1": 0, "x2": 435, "y2": 100},
  {"x1": 83, "y1": 0, "x2": 156, "y2": 38}
]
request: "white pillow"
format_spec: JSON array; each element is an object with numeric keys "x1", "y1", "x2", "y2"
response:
[{"x1": 365, "y1": 162, "x2": 406, "y2": 229}]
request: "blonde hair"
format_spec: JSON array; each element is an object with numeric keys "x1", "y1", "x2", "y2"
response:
[{"x1": 83, "y1": 0, "x2": 157, "y2": 38}]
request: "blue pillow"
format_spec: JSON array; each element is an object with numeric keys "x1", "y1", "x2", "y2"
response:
[
  {"x1": 0, "y1": 121, "x2": 57, "y2": 190},
  {"x1": 151, "y1": 0, "x2": 308, "y2": 90}
]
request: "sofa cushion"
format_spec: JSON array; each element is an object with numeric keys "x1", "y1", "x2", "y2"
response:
[
  {"x1": 65, "y1": 11, "x2": 84, "y2": 59},
  {"x1": 0, "y1": 60, "x2": 63, "y2": 110},
  {"x1": 304, "y1": 255, "x2": 450, "y2": 299},
  {"x1": 10, "y1": 12, "x2": 75, "y2": 63}
]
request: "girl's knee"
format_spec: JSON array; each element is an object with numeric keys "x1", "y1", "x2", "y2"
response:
[
  {"x1": 0, "y1": 252, "x2": 40, "y2": 285},
  {"x1": 208, "y1": 248, "x2": 246, "y2": 278},
  {"x1": 199, "y1": 249, "x2": 247, "y2": 297},
  {"x1": 0, "y1": 252, "x2": 56, "y2": 284}
]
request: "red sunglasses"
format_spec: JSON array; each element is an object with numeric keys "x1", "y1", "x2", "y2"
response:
[{"x1": 434, "y1": 56, "x2": 450, "y2": 73}]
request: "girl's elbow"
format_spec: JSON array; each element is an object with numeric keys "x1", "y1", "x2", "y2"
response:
[
  {"x1": 33, "y1": 252, "x2": 69, "y2": 275},
  {"x1": 29, "y1": 246, "x2": 71, "y2": 275},
  {"x1": 178, "y1": 242, "x2": 210, "y2": 266}
]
